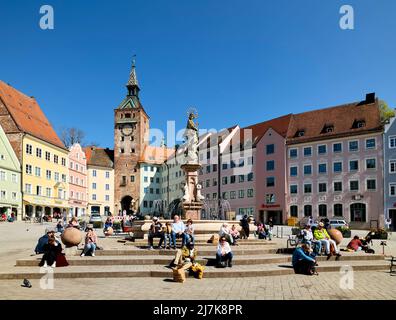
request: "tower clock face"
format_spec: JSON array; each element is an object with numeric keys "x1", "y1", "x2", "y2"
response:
[{"x1": 121, "y1": 123, "x2": 133, "y2": 136}]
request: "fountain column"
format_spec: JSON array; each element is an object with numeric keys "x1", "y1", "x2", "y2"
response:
[
  {"x1": 181, "y1": 163, "x2": 203, "y2": 220},
  {"x1": 181, "y1": 110, "x2": 204, "y2": 220}
]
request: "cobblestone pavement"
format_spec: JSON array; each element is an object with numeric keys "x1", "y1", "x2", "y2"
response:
[
  {"x1": 0, "y1": 271, "x2": 395, "y2": 300},
  {"x1": 1, "y1": 222, "x2": 395, "y2": 300}
]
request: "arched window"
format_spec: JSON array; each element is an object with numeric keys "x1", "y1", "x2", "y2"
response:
[
  {"x1": 334, "y1": 204, "x2": 343, "y2": 217},
  {"x1": 304, "y1": 205, "x2": 312, "y2": 217},
  {"x1": 350, "y1": 203, "x2": 366, "y2": 222},
  {"x1": 290, "y1": 205, "x2": 298, "y2": 217},
  {"x1": 318, "y1": 204, "x2": 327, "y2": 217}
]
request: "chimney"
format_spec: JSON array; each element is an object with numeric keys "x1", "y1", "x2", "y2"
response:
[{"x1": 365, "y1": 92, "x2": 375, "y2": 104}]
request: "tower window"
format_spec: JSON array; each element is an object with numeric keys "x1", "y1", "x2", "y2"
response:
[
  {"x1": 120, "y1": 148, "x2": 124, "y2": 154},
  {"x1": 131, "y1": 148, "x2": 135, "y2": 153},
  {"x1": 125, "y1": 113, "x2": 131, "y2": 118}
]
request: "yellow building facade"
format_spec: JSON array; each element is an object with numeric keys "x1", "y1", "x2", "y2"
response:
[{"x1": 22, "y1": 134, "x2": 69, "y2": 219}]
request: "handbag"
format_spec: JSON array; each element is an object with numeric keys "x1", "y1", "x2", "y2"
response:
[{"x1": 173, "y1": 268, "x2": 186, "y2": 283}]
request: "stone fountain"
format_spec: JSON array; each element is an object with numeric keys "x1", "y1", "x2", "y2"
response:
[{"x1": 180, "y1": 110, "x2": 204, "y2": 220}]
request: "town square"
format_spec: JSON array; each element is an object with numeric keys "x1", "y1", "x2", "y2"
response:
[{"x1": 0, "y1": 0, "x2": 396, "y2": 306}]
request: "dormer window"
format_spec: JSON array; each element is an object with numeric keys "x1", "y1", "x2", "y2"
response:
[
  {"x1": 321, "y1": 124, "x2": 334, "y2": 134},
  {"x1": 357, "y1": 121, "x2": 365, "y2": 128},
  {"x1": 295, "y1": 130, "x2": 305, "y2": 137},
  {"x1": 352, "y1": 119, "x2": 366, "y2": 129}
]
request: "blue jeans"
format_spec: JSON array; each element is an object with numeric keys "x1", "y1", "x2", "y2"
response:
[
  {"x1": 83, "y1": 243, "x2": 96, "y2": 255},
  {"x1": 185, "y1": 234, "x2": 195, "y2": 245},
  {"x1": 302, "y1": 240, "x2": 322, "y2": 256},
  {"x1": 216, "y1": 252, "x2": 233, "y2": 265},
  {"x1": 164, "y1": 233, "x2": 172, "y2": 247},
  {"x1": 171, "y1": 232, "x2": 186, "y2": 248}
]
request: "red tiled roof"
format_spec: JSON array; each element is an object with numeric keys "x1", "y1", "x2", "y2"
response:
[
  {"x1": 236, "y1": 114, "x2": 292, "y2": 146},
  {"x1": 0, "y1": 80, "x2": 66, "y2": 149},
  {"x1": 83, "y1": 146, "x2": 114, "y2": 168},
  {"x1": 286, "y1": 100, "x2": 382, "y2": 145}
]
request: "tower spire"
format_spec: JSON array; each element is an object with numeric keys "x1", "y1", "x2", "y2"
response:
[{"x1": 126, "y1": 55, "x2": 140, "y2": 97}]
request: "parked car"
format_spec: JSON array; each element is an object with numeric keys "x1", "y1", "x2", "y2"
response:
[
  {"x1": 310, "y1": 219, "x2": 349, "y2": 229},
  {"x1": 89, "y1": 214, "x2": 103, "y2": 228},
  {"x1": 329, "y1": 219, "x2": 349, "y2": 228}
]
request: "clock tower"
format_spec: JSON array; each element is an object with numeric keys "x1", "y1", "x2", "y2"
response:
[{"x1": 114, "y1": 59, "x2": 149, "y2": 214}]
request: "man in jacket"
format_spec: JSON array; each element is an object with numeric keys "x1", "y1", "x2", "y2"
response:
[{"x1": 292, "y1": 244, "x2": 317, "y2": 275}]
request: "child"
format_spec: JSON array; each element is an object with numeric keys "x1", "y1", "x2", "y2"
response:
[
  {"x1": 163, "y1": 222, "x2": 173, "y2": 249},
  {"x1": 184, "y1": 219, "x2": 195, "y2": 245}
]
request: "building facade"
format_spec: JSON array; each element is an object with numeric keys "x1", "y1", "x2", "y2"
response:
[
  {"x1": 285, "y1": 95, "x2": 384, "y2": 229},
  {"x1": 84, "y1": 147, "x2": 114, "y2": 216},
  {"x1": 68, "y1": 143, "x2": 88, "y2": 217},
  {"x1": 0, "y1": 124, "x2": 22, "y2": 219},
  {"x1": 383, "y1": 116, "x2": 396, "y2": 231},
  {"x1": 0, "y1": 81, "x2": 70, "y2": 219}
]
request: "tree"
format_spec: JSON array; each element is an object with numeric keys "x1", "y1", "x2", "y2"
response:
[
  {"x1": 60, "y1": 127, "x2": 85, "y2": 148},
  {"x1": 379, "y1": 100, "x2": 395, "y2": 124}
]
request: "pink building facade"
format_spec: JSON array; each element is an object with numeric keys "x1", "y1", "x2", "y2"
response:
[
  {"x1": 68, "y1": 143, "x2": 88, "y2": 217},
  {"x1": 255, "y1": 128, "x2": 288, "y2": 225},
  {"x1": 286, "y1": 132, "x2": 384, "y2": 229}
]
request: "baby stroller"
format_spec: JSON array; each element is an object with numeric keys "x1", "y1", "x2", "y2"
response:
[{"x1": 360, "y1": 233, "x2": 375, "y2": 254}]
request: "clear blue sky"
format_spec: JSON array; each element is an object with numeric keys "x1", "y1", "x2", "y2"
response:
[{"x1": 1, "y1": 0, "x2": 396, "y2": 147}]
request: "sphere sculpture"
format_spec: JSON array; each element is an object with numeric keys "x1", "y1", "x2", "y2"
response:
[
  {"x1": 104, "y1": 227, "x2": 114, "y2": 236},
  {"x1": 61, "y1": 227, "x2": 83, "y2": 247},
  {"x1": 328, "y1": 228, "x2": 343, "y2": 245}
]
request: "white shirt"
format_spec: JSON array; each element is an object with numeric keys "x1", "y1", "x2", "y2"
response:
[
  {"x1": 302, "y1": 229, "x2": 313, "y2": 241},
  {"x1": 217, "y1": 242, "x2": 231, "y2": 255}
]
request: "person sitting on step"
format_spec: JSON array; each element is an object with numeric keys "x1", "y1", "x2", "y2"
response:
[
  {"x1": 314, "y1": 222, "x2": 341, "y2": 260},
  {"x1": 163, "y1": 222, "x2": 173, "y2": 249},
  {"x1": 67, "y1": 217, "x2": 80, "y2": 229},
  {"x1": 170, "y1": 242, "x2": 197, "y2": 272},
  {"x1": 219, "y1": 223, "x2": 234, "y2": 245},
  {"x1": 171, "y1": 215, "x2": 186, "y2": 249},
  {"x1": 256, "y1": 223, "x2": 269, "y2": 240},
  {"x1": 230, "y1": 224, "x2": 240, "y2": 245},
  {"x1": 216, "y1": 236, "x2": 233, "y2": 268},
  {"x1": 301, "y1": 224, "x2": 321, "y2": 256},
  {"x1": 103, "y1": 217, "x2": 113, "y2": 236},
  {"x1": 148, "y1": 217, "x2": 165, "y2": 250},
  {"x1": 39, "y1": 228, "x2": 69, "y2": 268},
  {"x1": 81, "y1": 227, "x2": 98, "y2": 257},
  {"x1": 292, "y1": 243, "x2": 317, "y2": 275},
  {"x1": 347, "y1": 235, "x2": 365, "y2": 252},
  {"x1": 184, "y1": 219, "x2": 195, "y2": 245},
  {"x1": 148, "y1": 216, "x2": 165, "y2": 250}
]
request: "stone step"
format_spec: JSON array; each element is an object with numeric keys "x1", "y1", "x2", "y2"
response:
[
  {"x1": 0, "y1": 260, "x2": 389, "y2": 280},
  {"x1": 15, "y1": 253, "x2": 386, "y2": 267},
  {"x1": 88, "y1": 247, "x2": 279, "y2": 256},
  {"x1": 122, "y1": 240, "x2": 273, "y2": 246}
]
